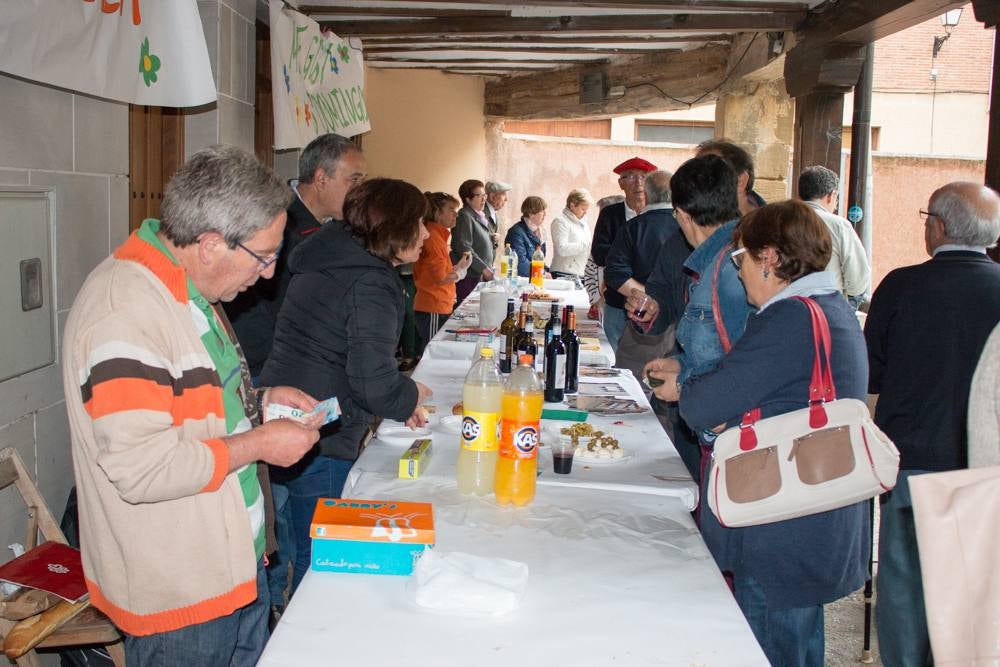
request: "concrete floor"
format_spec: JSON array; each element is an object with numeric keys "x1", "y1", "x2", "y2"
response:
[{"x1": 825, "y1": 587, "x2": 883, "y2": 666}]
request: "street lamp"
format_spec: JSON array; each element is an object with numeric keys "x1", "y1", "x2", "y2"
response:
[{"x1": 933, "y1": 8, "x2": 963, "y2": 58}]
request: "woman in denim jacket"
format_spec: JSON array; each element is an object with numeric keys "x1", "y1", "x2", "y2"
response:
[{"x1": 644, "y1": 155, "x2": 752, "y2": 447}]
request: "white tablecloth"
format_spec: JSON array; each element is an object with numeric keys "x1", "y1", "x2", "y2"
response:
[
  {"x1": 259, "y1": 484, "x2": 768, "y2": 667},
  {"x1": 260, "y1": 285, "x2": 766, "y2": 666}
]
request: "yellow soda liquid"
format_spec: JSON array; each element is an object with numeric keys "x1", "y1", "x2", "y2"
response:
[
  {"x1": 456, "y1": 381, "x2": 503, "y2": 495},
  {"x1": 500, "y1": 257, "x2": 510, "y2": 277},
  {"x1": 494, "y1": 391, "x2": 543, "y2": 506},
  {"x1": 530, "y1": 260, "x2": 544, "y2": 287}
]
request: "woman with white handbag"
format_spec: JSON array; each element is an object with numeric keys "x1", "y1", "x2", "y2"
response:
[{"x1": 678, "y1": 200, "x2": 874, "y2": 667}]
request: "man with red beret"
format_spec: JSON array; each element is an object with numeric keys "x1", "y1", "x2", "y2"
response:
[{"x1": 590, "y1": 156, "x2": 657, "y2": 350}]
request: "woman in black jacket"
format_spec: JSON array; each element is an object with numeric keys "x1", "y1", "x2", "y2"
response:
[{"x1": 261, "y1": 178, "x2": 432, "y2": 591}]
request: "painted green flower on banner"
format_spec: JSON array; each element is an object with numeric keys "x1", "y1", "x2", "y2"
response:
[
  {"x1": 338, "y1": 43, "x2": 350, "y2": 64},
  {"x1": 140, "y1": 37, "x2": 161, "y2": 87}
]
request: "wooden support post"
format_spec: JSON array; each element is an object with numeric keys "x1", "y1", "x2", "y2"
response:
[{"x1": 792, "y1": 91, "x2": 845, "y2": 195}]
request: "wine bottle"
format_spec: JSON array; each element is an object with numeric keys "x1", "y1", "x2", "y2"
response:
[
  {"x1": 498, "y1": 298, "x2": 519, "y2": 374},
  {"x1": 563, "y1": 306, "x2": 580, "y2": 394},
  {"x1": 543, "y1": 303, "x2": 559, "y2": 348},
  {"x1": 515, "y1": 314, "x2": 538, "y2": 371},
  {"x1": 544, "y1": 318, "x2": 567, "y2": 402}
]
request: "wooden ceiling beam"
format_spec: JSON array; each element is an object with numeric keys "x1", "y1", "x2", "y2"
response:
[
  {"x1": 302, "y1": 1, "x2": 806, "y2": 11},
  {"x1": 304, "y1": 6, "x2": 509, "y2": 18},
  {"x1": 800, "y1": 0, "x2": 966, "y2": 45},
  {"x1": 360, "y1": 34, "x2": 730, "y2": 46},
  {"x1": 484, "y1": 43, "x2": 729, "y2": 119},
  {"x1": 368, "y1": 58, "x2": 577, "y2": 66},
  {"x1": 321, "y1": 12, "x2": 803, "y2": 38},
  {"x1": 784, "y1": 0, "x2": 965, "y2": 98},
  {"x1": 362, "y1": 44, "x2": 684, "y2": 54}
]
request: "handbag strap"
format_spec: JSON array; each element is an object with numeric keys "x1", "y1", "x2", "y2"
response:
[
  {"x1": 736, "y1": 296, "x2": 837, "y2": 450},
  {"x1": 711, "y1": 242, "x2": 734, "y2": 354}
]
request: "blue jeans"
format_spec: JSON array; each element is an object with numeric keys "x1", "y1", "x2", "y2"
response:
[
  {"x1": 734, "y1": 575, "x2": 825, "y2": 667},
  {"x1": 265, "y1": 480, "x2": 294, "y2": 607},
  {"x1": 876, "y1": 470, "x2": 933, "y2": 667},
  {"x1": 602, "y1": 304, "x2": 626, "y2": 352},
  {"x1": 124, "y1": 558, "x2": 269, "y2": 666},
  {"x1": 283, "y1": 450, "x2": 354, "y2": 593}
]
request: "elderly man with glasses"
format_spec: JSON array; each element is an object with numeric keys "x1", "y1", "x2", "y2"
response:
[
  {"x1": 865, "y1": 181, "x2": 1000, "y2": 667},
  {"x1": 62, "y1": 145, "x2": 324, "y2": 666},
  {"x1": 590, "y1": 156, "x2": 657, "y2": 350}
]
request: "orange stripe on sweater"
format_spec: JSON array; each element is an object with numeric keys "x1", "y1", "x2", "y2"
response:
[
  {"x1": 200, "y1": 439, "x2": 230, "y2": 492},
  {"x1": 86, "y1": 576, "x2": 258, "y2": 637},
  {"x1": 83, "y1": 378, "x2": 223, "y2": 424},
  {"x1": 170, "y1": 384, "x2": 225, "y2": 426}
]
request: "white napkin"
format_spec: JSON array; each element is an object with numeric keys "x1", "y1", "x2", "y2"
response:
[{"x1": 409, "y1": 549, "x2": 529, "y2": 617}]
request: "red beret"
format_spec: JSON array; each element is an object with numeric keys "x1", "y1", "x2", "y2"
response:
[{"x1": 613, "y1": 157, "x2": 657, "y2": 175}]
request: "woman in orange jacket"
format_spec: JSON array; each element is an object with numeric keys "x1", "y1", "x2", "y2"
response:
[{"x1": 414, "y1": 191, "x2": 473, "y2": 354}]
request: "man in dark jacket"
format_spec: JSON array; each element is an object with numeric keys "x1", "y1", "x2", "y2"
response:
[
  {"x1": 604, "y1": 170, "x2": 680, "y2": 375},
  {"x1": 590, "y1": 156, "x2": 657, "y2": 349},
  {"x1": 224, "y1": 133, "x2": 367, "y2": 376},
  {"x1": 223, "y1": 133, "x2": 366, "y2": 613},
  {"x1": 865, "y1": 181, "x2": 1000, "y2": 667}
]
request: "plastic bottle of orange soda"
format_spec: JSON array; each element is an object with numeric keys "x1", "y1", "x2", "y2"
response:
[
  {"x1": 530, "y1": 245, "x2": 545, "y2": 288},
  {"x1": 494, "y1": 353, "x2": 543, "y2": 506}
]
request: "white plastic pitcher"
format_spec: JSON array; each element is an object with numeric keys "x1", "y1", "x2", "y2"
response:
[{"x1": 479, "y1": 288, "x2": 508, "y2": 329}]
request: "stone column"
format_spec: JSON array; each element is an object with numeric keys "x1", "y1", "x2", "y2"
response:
[{"x1": 714, "y1": 79, "x2": 795, "y2": 203}]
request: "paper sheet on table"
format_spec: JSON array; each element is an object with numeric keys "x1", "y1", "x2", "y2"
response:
[{"x1": 409, "y1": 550, "x2": 528, "y2": 617}]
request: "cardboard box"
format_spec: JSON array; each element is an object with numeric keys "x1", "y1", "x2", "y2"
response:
[
  {"x1": 398, "y1": 438, "x2": 433, "y2": 479},
  {"x1": 310, "y1": 498, "x2": 434, "y2": 575}
]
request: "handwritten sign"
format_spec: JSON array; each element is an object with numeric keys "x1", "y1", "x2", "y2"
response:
[
  {"x1": 0, "y1": 0, "x2": 215, "y2": 107},
  {"x1": 269, "y1": 0, "x2": 370, "y2": 149}
]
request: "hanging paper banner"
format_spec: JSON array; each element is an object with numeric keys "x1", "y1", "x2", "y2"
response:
[
  {"x1": 269, "y1": 0, "x2": 370, "y2": 149},
  {"x1": 0, "y1": 0, "x2": 216, "y2": 107}
]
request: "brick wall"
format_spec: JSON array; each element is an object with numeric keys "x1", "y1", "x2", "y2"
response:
[{"x1": 874, "y1": 3, "x2": 995, "y2": 93}]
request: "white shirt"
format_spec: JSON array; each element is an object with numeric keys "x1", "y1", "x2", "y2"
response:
[
  {"x1": 804, "y1": 201, "x2": 871, "y2": 298},
  {"x1": 550, "y1": 207, "x2": 591, "y2": 276}
]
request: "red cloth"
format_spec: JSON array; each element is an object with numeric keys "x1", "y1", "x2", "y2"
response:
[{"x1": 613, "y1": 157, "x2": 657, "y2": 174}]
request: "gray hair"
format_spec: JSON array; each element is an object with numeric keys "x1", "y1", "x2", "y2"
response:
[
  {"x1": 566, "y1": 188, "x2": 594, "y2": 208},
  {"x1": 930, "y1": 182, "x2": 1000, "y2": 247},
  {"x1": 643, "y1": 170, "x2": 673, "y2": 205},
  {"x1": 596, "y1": 195, "x2": 625, "y2": 209},
  {"x1": 160, "y1": 145, "x2": 292, "y2": 248},
  {"x1": 485, "y1": 180, "x2": 512, "y2": 194},
  {"x1": 798, "y1": 166, "x2": 840, "y2": 202},
  {"x1": 298, "y1": 133, "x2": 360, "y2": 183}
]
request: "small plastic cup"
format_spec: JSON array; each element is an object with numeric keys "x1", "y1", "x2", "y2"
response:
[{"x1": 550, "y1": 439, "x2": 575, "y2": 475}]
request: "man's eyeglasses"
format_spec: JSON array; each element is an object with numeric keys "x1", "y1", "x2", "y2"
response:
[
  {"x1": 919, "y1": 209, "x2": 944, "y2": 222},
  {"x1": 619, "y1": 173, "x2": 646, "y2": 183},
  {"x1": 730, "y1": 246, "x2": 748, "y2": 270},
  {"x1": 237, "y1": 240, "x2": 282, "y2": 271}
]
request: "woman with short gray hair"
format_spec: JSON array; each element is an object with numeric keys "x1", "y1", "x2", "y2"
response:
[{"x1": 550, "y1": 188, "x2": 595, "y2": 279}]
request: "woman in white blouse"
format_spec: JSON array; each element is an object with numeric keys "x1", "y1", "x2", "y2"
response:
[{"x1": 549, "y1": 188, "x2": 595, "y2": 278}]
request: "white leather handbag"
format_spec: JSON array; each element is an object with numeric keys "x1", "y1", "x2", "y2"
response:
[{"x1": 707, "y1": 297, "x2": 900, "y2": 528}]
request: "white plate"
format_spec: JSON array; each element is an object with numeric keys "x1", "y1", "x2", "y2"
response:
[
  {"x1": 573, "y1": 450, "x2": 633, "y2": 465},
  {"x1": 376, "y1": 424, "x2": 431, "y2": 446},
  {"x1": 437, "y1": 415, "x2": 463, "y2": 435}
]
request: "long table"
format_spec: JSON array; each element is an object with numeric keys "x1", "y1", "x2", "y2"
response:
[{"x1": 260, "y1": 285, "x2": 768, "y2": 666}]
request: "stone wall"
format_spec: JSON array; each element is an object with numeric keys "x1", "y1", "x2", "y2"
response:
[{"x1": 0, "y1": 1, "x2": 257, "y2": 579}]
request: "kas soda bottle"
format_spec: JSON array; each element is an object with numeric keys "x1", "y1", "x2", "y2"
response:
[
  {"x1": 495, "y1": 354, "x2": 543, "y2": 506},
  {"x1": 530, "y1": 245, "x2": 545, "y2": 288},
  {"x1": 457, "y1": 348, "x2": 503, "y2": 495}
]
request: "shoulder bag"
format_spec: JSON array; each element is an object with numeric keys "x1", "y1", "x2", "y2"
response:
[{"x1": 708, "y1": 296, "x2": 899, "y2": 528}]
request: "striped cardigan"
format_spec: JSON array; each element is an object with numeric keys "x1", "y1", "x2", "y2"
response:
[{"x1": 63, "y1": 231, "x2": 260, "y2": 636}]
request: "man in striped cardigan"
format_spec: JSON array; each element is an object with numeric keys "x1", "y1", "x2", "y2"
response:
[{"x1": 63, "y1": 146, "x2": 323, "y2": 666}]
